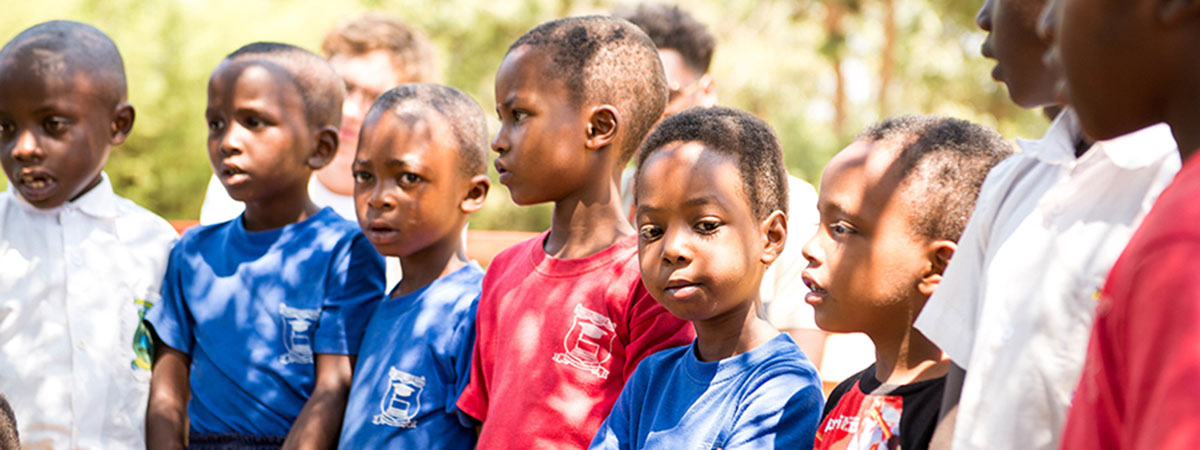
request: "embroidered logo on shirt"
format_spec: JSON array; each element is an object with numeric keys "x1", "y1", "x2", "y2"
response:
[
  {"x1": 279, "y1": 304, "x2": 320, "y2": 364},
  {"x1": 373, "y1": 367, "x2": 425, "y2": 428},
  {"x1": 552, "y1": 304, "x2": 617, "y2": 379},
  {"x1": 131, "y1": 298, "x2": 154, "y2": 370}
]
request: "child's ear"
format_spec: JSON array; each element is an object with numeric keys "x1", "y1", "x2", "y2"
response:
[
  {"x1": 697, "y1": 74, "x2": 718, "y2": 107},
  {"x1": 460, "y1": 174, "x2": 490, "y2": 214},
  {"x1": 759, "y1": 210, "x2": 788, "y2": 265},
  {"x1": 308, "y1": 126, "x2": 339, "y2": 170},
  {"x1": 109, "y1": 102, "x2": 135, "y2": 146},
  {"x1": 585, "y1": 105, "x2": 620, "y2": 151},
  {"x1": 1159, "y1": 0, "x2": 1200, "y2": 26},
  {"x1": 918, "y1": 239, "x2": 957, "y2": 296}
]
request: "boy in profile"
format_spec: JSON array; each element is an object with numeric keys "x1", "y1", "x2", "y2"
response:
[
  {"x1": 337, "y1": 83, "x2": 490, "y2": 448},
  {"x1": 0, "y1": 21, "x2": 178, "y2": 448},
  {"x1": 804, "y1": 116, "x2": 1012, "y2": 449},
  {"x1": 456, "y1": 16, "x2": 695, "y2": 449},
  {"x1": 591, "y1": 106, "x2": 825, "y2": 449},
  {"x1": 914, "y1": 1, "x2": 1178, "y2": 448},
  {"x1": 1040, "y1": 0, "x2": 1200, "y2": 446},
  {"x1": 145, "y1": 42, "x2": 385, "y2": 449}
]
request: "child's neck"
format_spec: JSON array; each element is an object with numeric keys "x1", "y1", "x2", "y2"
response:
[
  {"x1": 545, "y1": 172, "x2": 633, "y2": 259},
  {"x1": 393, "y1": 227, "x2": 470, "y2": 298},
  {"x1": 242, "y1": 194, "x2": 321, "y2": 232},
  {"x1": 1166, "y1": 85, "x2": 1200, "y2": 161},
  {"x1": 693, "y1": 299, "x2": 778, "y2": 363},
  {"x1": 867, "y1": 320, "x2": 947, "y2": 385}
]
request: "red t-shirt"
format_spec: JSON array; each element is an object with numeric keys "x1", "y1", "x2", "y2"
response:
[
  {"x1": 457, "y1": 232, "x2": 695, "y2": 449},
  {"x1": 1061, "y1": 152, "x2": 1200, "y2": 449}
]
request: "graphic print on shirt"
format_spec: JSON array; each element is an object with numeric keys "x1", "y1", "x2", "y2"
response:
[
  {"x1": 818, "y1": 392, "x2": 903, "y2": 450},
  {"x1": 373, "y1": 367, "x2": 425, "y2": 428},
  {"x1": 552, "y1": 304, "x2": 617, "y2": 379},
  {"x1": 131, "y1": 298, "x2": 154, "y2": 370},
  {"x1": 279, "y1": 304, "x2": 320, "y2": 364}
]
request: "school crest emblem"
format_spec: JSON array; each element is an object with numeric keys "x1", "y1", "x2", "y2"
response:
[
  {"x1": 279, "y1": 304, "x2": 320, "y2": 364},
  {"x1": 552, "y1": 304, "x2": 617, "y2": 379},
  {"x1": 373, "y1": 367, "x2": 425, "y2": 428}
]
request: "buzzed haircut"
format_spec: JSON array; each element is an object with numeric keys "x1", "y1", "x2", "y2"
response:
[
  {"x1": 224, "y1": 42, "x2": 346, "y2": 129},
  {"x1": 615, "y1": 2, "x2": 716, "y2": 75},
  {"x1": 365, "y1": 83, "x2": 489, "y2": 176},
  {"x1": 509, "y1": 16, "x2": 668, "y2": 164},
  {"x1": 635, "y1": 106, "x2": 788, "y2": 221},
  {"x1": 0, "y1": 394, "x2": 17, "y2": 449},
  {"x1": 321, "y1": 13, "x2": 439, "y2": 83},
  {"x1": 857, "y1": 115, "x2": 1013, "y2": 242},
  {"x1": 0, "y1": 20, "x2": 127, "y2": 108}
]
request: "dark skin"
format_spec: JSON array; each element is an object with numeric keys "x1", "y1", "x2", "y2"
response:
[
  {"x1": 800, "y1": 140, "x2": 953, "y2": 386},
  {"x1": 635, "y1": 142, "x2": 784, "y2": 361},
  {"x1": 353, "y1": 110, "x2": 490, "y2": 297},
  {"x1": 492, "y1": 45, "x2": 634, "y2": 259},
  {"x1": 146, "y1": 58, "x2": 347, "y2": 450}
]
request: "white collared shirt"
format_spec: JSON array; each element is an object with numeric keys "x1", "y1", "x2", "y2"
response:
[
  {"x1": 914, "y1": 109, "x2": 1180, "y2": 450},
  {"x1": 0, "y1": 174, "x2": 177, "y2": 449}
]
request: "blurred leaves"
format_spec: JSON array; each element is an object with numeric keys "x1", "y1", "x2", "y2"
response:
[{"x1": 2, "y1": 0, "x2": 1046, "y2": 230}]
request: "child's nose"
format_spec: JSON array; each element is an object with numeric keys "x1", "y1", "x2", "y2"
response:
[
  {"x1": 800, "y1": 232, "x2": 823, "y2": 267},
  {"x1": 368, "y1": 185, "x2": 396, "y2": 210},
  {"x1": 490, "y1": 128, "x2": 509, "y2": 154},
  {"x1": 975, "y1": 0, "x2": 994, "y2": 32},
  {"x1": 11, "y1": 129, "x2": 43, "y2": 162},
  {"x1": 660, "y1": 227, "x2": 691, "y2": 265}
]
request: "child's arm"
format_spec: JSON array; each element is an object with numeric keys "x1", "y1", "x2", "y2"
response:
[
  {"x1": 146, "y1": 343, "x2": 191, "y2": 450},
  {"x1": 282, "y1": 354, "x2": 353, "y2": 450}
]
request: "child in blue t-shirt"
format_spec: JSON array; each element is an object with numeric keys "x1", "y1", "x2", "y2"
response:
[
  {"x1": 145, "y1": 42, "x2": 385, "y2": 449},
  {"x1": 336, "y1": 84, "x2": 491, "y2": 448},
  {"x1": 590, "y1": 107, "x2": 825, "y2": 450}
]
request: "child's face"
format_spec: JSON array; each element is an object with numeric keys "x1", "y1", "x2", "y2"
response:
[
  {"x1": 206, "y1": 61, "x2": 318, "y2": 204},
  {"x1": 801, "y1": 140, "x2": 930, "y2": 333},
  {"x1": 976, "y1": 0, "x2": 1059, "y2": 108},
  {"x1": 492, "y1": 46, "x2": 592, "y2": 205},
  {"x1": 635, "y1": 142, "x2": 779, "y2": 323},
  {"x1": 353, "y1": 112, "x2": 472, "y2": 258},
  {"x1": 328, "y1": 50, "x2": 406, "y2": 167},
  {"x1": 659, "y1": 49, "x2": 715, "y2": 119},
  {"x1": 1042, "y1": 0, "x2": 1159, "y2": 140},
  {"x1": 0, "y1": 67, "x2": 121, "y2": 209}
]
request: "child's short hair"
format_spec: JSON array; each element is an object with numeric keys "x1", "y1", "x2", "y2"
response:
[
  {"x1": 224, "y1": 42, "x2": 346, "y2": 130},
  {"x1": 635, "y1": 106, "x2": 788, "y2": 221},
  {"x1": 321, "y1": 13, "x2": 438, "y2": 83},
  {"x1": 365, "y1": 83, "x2": 489, "y2": 176},
  {"x1": 509, "y1": 16, "x2": 668, "y2": 164},
  {"x1": 615, "y1": 2, "x2": 715, "y2": 75},
  {"x1": 0, "y1": 394, "x2": 17, "y2": 449},
  {"x1": 0, "y1": 20, "x2": 126, "y2": 107},
  {"x1": 857, "y1": 115, "x2": 1012, "y2": 242}
]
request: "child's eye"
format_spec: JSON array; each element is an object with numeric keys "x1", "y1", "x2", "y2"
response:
[
  {"x1": 207, "y1": 118, "x2": 225, "y2": 133},
  {"x1": 353, "y1": 170, "x2": 373, "y2": 184},
  {"x1": 511, "y1": 110, "x2": 529, "y2": 122},
  {"x1": 0, "y1": 121, "x2": 14, "y2": 137},
  {"x1": 829, "y1": 222, "x2": 856, "y2": 236},
  {"x1": 42, "y1": 117, "x2": 69, "y2": 134},
  {"x1": 694, "y1": 219, "x2": 722, "y2": 235},
  {"x1": 244, "y1": 116, "x2": 265, "y2": 129},
  {"x1": 638, "y1": 225, "x2": 663, "y2": 241},
  {"x1": 398, "y1": 173, "x2": 422, "y2": 185}
]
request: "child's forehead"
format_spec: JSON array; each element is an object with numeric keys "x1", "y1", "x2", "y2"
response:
[
  {"x1": 363, "y1": 109, "x2": 459, "y2": 157},
  {"x1": 0, "y1": 59, "x2": 115, "y2": 110}
]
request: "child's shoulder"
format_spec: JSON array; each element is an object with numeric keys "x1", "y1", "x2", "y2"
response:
[{"x1": 109, "y1": 194, "x2": 177, "y2": 241}]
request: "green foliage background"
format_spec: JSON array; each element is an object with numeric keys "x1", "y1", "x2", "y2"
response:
[{"x1": 1, "y1": 0, "x2": 1048, "y2": 230}]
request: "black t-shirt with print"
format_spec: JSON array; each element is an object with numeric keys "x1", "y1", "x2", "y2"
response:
[{"x1": 814, "y1": 363, "x2": 945, "y2": 450}]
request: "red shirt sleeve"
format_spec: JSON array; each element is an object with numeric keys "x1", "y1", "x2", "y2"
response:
[{"x1": 620, "y1": 280, "x2": 695, "y2": 382}]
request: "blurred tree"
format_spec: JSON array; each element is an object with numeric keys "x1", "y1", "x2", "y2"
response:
[{"x1": 1, "y1": 0, "x2": 1046, "y2": 231}]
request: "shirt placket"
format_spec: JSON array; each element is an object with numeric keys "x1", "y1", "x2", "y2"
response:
[{"x1": 61, "y1": 207, "x2": 91, "y2": 447}]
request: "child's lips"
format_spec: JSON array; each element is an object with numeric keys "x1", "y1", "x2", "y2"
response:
[
  {"x1": 663, "y1": 279, "x2": 702, "y2": 300},
  {"x1": 16, "y1": 170, "x2": 57, "y2": 201},
  {"x1": 494, "y1": 160, "x2": 511, "y2": 184},
  {"x1": 363, "y1": 221, "x2": 401, "y2": 243},
  {"x1": 802, "y1": 274, "x2": 828, "y2": 305}
]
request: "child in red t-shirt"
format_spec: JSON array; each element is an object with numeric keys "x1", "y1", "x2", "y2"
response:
[
  {"x1": 1041, "y1": 0, "x2": 1200, "y2": 448},
  {"x1": 455, "y1": 16, "x2": 695, "y2": 449}
]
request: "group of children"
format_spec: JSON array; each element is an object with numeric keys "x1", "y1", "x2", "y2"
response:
[{"x1": 1, "y1": 0, "x2": 1198, "y2": 449}]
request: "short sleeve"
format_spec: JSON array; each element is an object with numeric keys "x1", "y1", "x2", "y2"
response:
[
  {"x1": 621, "y1": 282, "x2": 695, "y2": 380},
  {"x1": 145, "y1": 242, "x2": 195, "y2": 355},
  {"x1": 447, "y1": 297, "x2": 480, "y2": 426},
  {"x1": 588, "y1": 370, "x2": 638, "y2": 450},
  {"x1": 724, "y1": 366, "x2": 825, "y2": 449},
  {"x1": 313, "y1": 232, "x2": 385, "y2": 355}
]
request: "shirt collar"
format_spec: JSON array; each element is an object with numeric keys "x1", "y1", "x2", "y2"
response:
[
  {"x1": 1014, "y1": 107, "x2": 1082, "y2": 166},
  {"x1": 1089, "y1": 122, "x2": 1178, "y2": 170},
  {"x1": 11, "y1": 172, "x2": 120, "y2": 219}
]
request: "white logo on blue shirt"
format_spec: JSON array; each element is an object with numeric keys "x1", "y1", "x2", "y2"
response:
[
  {"x1": 553, "y1": 304, "x2": 617, "y2": 379},
  {"x1": 373, "y1": 367, "x2": 425, "y2": 428},
  {"x1": 279, "y1": 304, "x2": 319, "y2": 364}
]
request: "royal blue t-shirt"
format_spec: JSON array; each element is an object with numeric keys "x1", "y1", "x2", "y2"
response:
[
  {"x1": 338, "y1": 262, "x2": 483, "y2": 449},
  {"x1": 147, "y1": 207, "x2": 385, "y2": 437},
  {"x1": 590, "y1": 333, "x2": 824, "y2": 450}
]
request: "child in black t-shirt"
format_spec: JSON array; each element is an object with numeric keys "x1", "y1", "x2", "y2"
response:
[{"x1": 801, "y1": 116, "x2": 1011, "y2": 449}]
